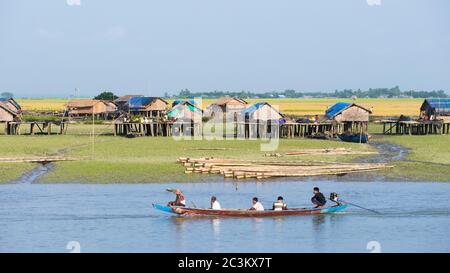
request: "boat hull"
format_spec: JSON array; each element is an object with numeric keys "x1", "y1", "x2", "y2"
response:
[
  {"x1": 338, "y1": 133, "x2": 369, "y2": 143},
  {"x1": 152, "y1": 203, "x2": 348, "y2": 217}
]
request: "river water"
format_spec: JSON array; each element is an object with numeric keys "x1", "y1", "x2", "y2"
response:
[{"x1": 1, "y1": 181, "x2": 449, "y2": 253}]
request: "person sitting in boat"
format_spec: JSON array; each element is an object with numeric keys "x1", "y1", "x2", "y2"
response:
[
  {"x1": 249, "y1": 197, "x2": 264, "y2": 211},
  {"x1": 210, "y1": 196, "x2": 221, "y2": 210},
  {"x1": 272, "y1": 196, "x2": 288, "y2": 211},
  {"x1": 167, "y1": 189, "x2": 186, "y2": 207},
  {"x1": 311, "y1": 187, "x2": 326, "y2": 208}
]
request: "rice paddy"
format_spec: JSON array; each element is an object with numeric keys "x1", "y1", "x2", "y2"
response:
[{"x1": 16, "y1": 98, "x2": 423, "y2": 117}]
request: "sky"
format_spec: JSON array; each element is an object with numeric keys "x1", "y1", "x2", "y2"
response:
[{"x1": 0, "y1": 0, "x2": 449, "y2": 98}]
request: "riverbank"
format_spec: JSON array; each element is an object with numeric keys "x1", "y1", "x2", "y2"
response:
[{"x1": 1, "y1": 125, "x2": 450, "y2": 183}]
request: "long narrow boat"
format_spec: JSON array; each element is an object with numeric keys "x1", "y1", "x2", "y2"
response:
[
  {"x1": 338, "y1": 133, "x2": 369, "y2": 143},
  {"x1": 152, "y1": 203, "x2": 348, "y2": 217}
]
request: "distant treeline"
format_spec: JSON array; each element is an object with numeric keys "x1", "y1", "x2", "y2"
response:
[{"x1": 169, "y1": 86, "x2": 448, "y2": 99}]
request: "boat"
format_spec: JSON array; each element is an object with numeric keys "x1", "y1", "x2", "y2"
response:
[
  {"x1": 152, "y1": 203, "x2": 348, "y2": 217},
  {"x1": 337, "y1": 133, "x2": 369, "y2": 143},
  {"x1": 307, "y1": 132, "x2": 330, "y2": 140}
]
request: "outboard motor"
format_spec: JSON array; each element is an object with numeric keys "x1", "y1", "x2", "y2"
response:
[{"x1": 330, "y1": 192, "x2": 341, "y2": 205}]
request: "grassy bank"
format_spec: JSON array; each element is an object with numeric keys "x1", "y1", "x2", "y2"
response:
[
  {"x1": 1, "y1": 123, "x2": 449, "y2": 183},
  {"x1": 379, "y1": 135, "x2": 450, "y2": 181},
  {"x1": 0, "y1": 131, "x2": 375, "y2": 183}
]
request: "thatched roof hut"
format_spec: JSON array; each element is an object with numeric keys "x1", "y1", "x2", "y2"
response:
[
  {"x1": 0, "y1": 98, "x2": 21, "y2": 122},
  {"x1": 325, "y1": 102, "x2": 372, "y2": 122},
  {"x1": 325, "y1": 102, "x2": 372, "y2": 135},
  {"x1": 210, "y1": 97, "x2": 247, "y2": 109},
  {"x1": 66, "y1": 100, "x2": 117, "y2": 116},
  {"x1": 114, "y1": 95, "x2": 144, "y2": 110},
  {"x1": 167, "y1": 101, "x2": 203, "y2": 122},
  {"x1": 207, "y1": 97, "x2": 248, "y2": 120},
  {"x1": 126, "y1": 97, "x2": 169, "y2": 117},
  {"x1": 242, "y1": 102, "x2": 283, "y2": 122}
]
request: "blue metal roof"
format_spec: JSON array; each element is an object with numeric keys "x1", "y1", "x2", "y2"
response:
[
  {"x1": 423, "y1": 99, "x2": 450, "y2": 114},
  {"x1": 128, "y1": 97, "x2": 159, "y2": 110},
  {"x1": 172, "y1": 99, "x2": 197, "y2": 107},
  {"x1": 325, "y1": 102, "x2": 351, "y2": 119},
  {"x1": 242, "y1": 102, "x2": 268, "y2": 115},
  {"x1": 241, "y1": 102, "x2": 284, "y2": 121}
]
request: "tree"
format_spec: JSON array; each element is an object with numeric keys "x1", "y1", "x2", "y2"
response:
[
  {"x1": 94, "y1": 91, "x2": 118, "y2": 100},
  {"x1": 1, "y1": 92, "x2": 14, "y2": 99}
]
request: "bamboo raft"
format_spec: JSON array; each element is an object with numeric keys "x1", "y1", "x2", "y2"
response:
[{"x1": 177, "y1": 157, "x2": 392, "y2": 180}]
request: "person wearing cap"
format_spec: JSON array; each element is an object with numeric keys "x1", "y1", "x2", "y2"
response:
[
  {"x1": 168, "y1": 189, "x2": 186, "y2": 207},
  {"x1": 311, "y1": 187, "x2": 326, "y2": 208},
  {"x1": 272, "y1": 196, "x2": 288, "y2": 211},
  {"x1": 210, "y1": 196, "x2": 221, "y2": 210}
]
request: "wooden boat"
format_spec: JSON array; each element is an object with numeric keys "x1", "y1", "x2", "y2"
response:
[
  {"x1": 152, "y1": 203, "x2": 348, "y2": 217},
  {"x1": 307, "y1": 132, "x2": 330, "y2": 140},
  {"x1": 338, "y1": 133, "x2": 369, "y2": 143}
]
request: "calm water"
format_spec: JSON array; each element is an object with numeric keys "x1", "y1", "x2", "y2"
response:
[{"x1": 1, "y1": 181, "x2": 450, "y2": 253}]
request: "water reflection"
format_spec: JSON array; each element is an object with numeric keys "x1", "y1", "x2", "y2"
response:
[
  {"x1": 274, "y1": 217, "x2": 285, "y2": 233},
  {"x1": 251, "y1": 217, "x2": 264, "y2": 235},
  {"x1": 211, "y1": 218, "x2": 220, "y2": 236},
  {"x1": 312, "y1": 214, "x2": 326, "y2": 231},
  {"x1": 3, "y1": 182, "x2": 450, "y2": 252},
  {"x1": 170, "y1": 216, "x2": 187, "y2": 251}
]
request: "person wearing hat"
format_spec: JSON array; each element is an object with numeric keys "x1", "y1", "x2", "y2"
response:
[
  {"x1": 272, "y1": 196, "x2": 288, "y2": 211},
  {"x1": 168, "y1": 189, "x2": 186, "y2": 207}
]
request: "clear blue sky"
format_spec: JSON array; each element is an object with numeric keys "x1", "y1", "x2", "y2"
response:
[{"x1": 1, "y1": 0, "x2": 449, "y2": 98}]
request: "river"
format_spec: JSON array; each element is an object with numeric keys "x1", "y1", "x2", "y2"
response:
[{"x1": 1, "y1": 181, "x2": 449, "y2": 253}]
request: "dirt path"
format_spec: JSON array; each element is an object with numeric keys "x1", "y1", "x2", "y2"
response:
[
  {"x1": 361, "y1": 141, "x2": 409, "y2": 164},
  {"x1": 11, "y1": 141, "x2": 96, "y2": 184},
  {"x1": 13, "y1": 163, "x2": 55, "y2": 184}
]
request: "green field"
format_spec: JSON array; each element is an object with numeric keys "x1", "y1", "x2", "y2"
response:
[
  {"x1": 0, "y1": 125, "x2": 375, "y2": 183},
  {"x1": 379, "y1": 135, "x2": 450, "y2": 181},
  {"x1": 1, "y1": 123, "x2": 450, "y2": 183}
]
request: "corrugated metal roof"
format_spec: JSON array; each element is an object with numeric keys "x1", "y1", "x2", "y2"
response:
[
  {"x1": 128, "y1": 97, "x2": 153, "y2": 110},
  {"x1": 242, "y1": 102, "x2": 268, "y2": 114},
  {"x1": 128, "y1": 97, "x2": 167, "y2": 110},
  {"x1": 241, "y1": 102, "x2": 283, "y2": 119},
  {"x1": 423, "y1": 99, "x2": 450, "y2": 114},
  {"x1": 325, "y1": 102, "x2": 351, "y2": 119},
  {"x1": 167, "y1": 101, "x2": 202, "y2": 118},
  {"x1": 172, "y1": 99, "x2": 197, "y2": 107}
]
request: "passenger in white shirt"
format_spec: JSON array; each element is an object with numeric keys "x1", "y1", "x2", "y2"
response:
[
  {"x1": 272, "y1": 196, "x2": 288, "y2": 211},
  {"x1": 249, "y1": 197, "x2": 264, "y2": 211},
  {"x1": 210, "y1": 196, "x2": 221, "y2": 210}
]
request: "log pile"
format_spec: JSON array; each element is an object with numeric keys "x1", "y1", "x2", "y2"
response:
[{"x1": 177, "y1": 157, "x2": 392, "y2": 180}]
